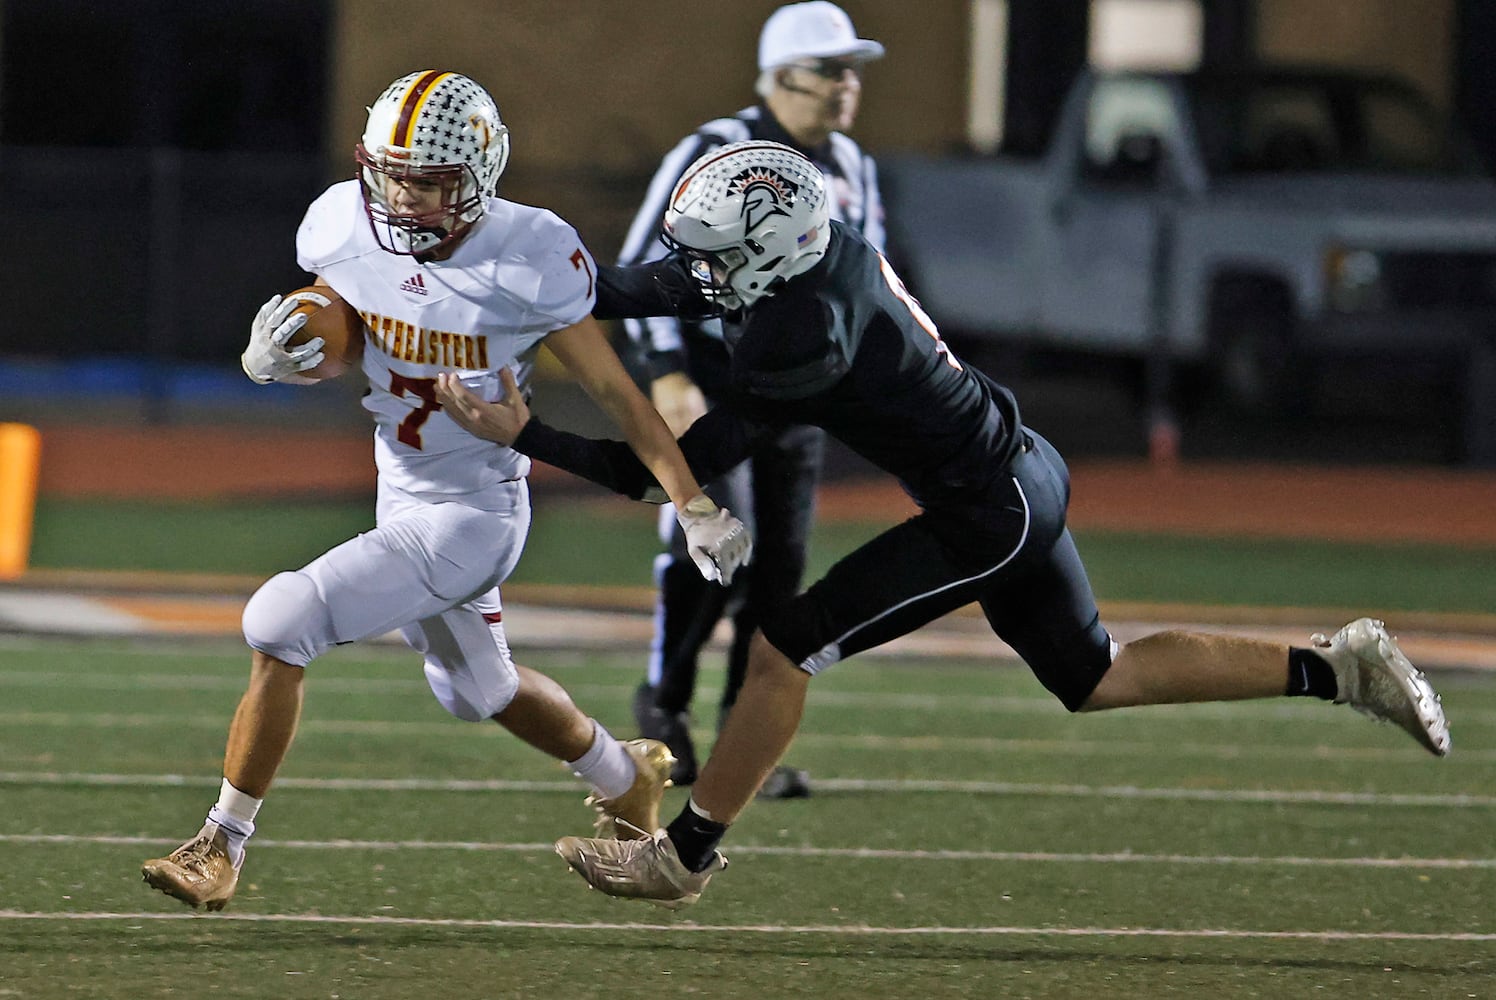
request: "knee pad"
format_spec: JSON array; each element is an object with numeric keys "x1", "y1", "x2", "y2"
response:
[
  {"x1": 409, "y1": 615, "x2": 520, "y2": 722},
  {"x1": 422, "y1": 659, "x2": 518, "y2": 722},
  {"x1": 242, "y1": 571, "x2": 332, "y2": 667}
]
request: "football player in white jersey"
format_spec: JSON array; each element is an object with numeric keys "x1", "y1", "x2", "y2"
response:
[{"x1": 141, "y1": 70, "x2": 750, "y2": 912}]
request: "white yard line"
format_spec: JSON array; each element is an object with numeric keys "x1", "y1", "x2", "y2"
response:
[
  {"x1": 2, "y1": 707, "x2": 1493, "y2": 762},
  {"x1": 4, "y1": 832, "x2": 1494, "y2": 869},
  {"x1": 2, "y1": 770, "x2": 1493, "y2": 806},
  {"x1": 0, "y1": 909, "x2": 1490, "y2": 941}
]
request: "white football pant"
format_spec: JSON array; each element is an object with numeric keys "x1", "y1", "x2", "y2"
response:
[{"x1": 242, "y1": 480, "x2": 530, "y2": 722}]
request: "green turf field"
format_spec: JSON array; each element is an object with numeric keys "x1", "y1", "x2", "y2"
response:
[
  {"x1": 28, "y1": 496, "x2": 1496, "y2": 613},
  {"x1": 11, "y1": 495, "x2": 1495, "y2": 996},
  {"x1": 0, "y1": 635, "x2": 1491, "y2": 999}
]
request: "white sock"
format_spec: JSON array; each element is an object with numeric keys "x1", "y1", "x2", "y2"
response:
[
  {"x1": 566, "y1": 720, "x2": 636, "y2": 800},
  {"x1": 206, "y1": 778, "x2": 261, "y2": 868}
]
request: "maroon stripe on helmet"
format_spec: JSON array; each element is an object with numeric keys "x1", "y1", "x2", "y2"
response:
[{"x1": 391, "y1": 70, "x2": 446, "y2": 148}]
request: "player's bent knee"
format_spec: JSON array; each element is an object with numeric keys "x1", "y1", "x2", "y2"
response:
[
  {"x1": 1053, "y1": 665, "x2": 1112, "y2": 713},
  {"x1": 242, "y1": 571, "x2": 331, "y2": 668},
  {"x1": 433, "y1": 694, "x2": 496, "y2": 724},
  {"x1": 431, "y1": 684, "x2": 517, "y2": 723},
  {"x1": 422, "y1": 660, "x2": 519, "y2": 723},
  {"x1": 1042, "y1": 633, "x2": 1120, "y2": 713},
  {"x1": 758, "y1": 604, "x2": 841, "y2": 676},
  {"x1": 746, "y1": 631, "x2": 809, "y2": 685}
]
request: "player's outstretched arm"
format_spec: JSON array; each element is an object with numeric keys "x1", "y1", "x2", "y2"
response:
[
  {"x1": 541, "y1": 317, "x2": 709, "y2": 507},
  {"x1": 438, "y1": 317, "x2": 753, "y2": 584},
  {"x1": 437, "y1": 362, "x2": 762, "y2": 503},
  {"x1": 594, "y1": 257, "x2": 720, "y2": 322},
  {"x1": 547, "y1": 317, "x2": 751, "y2": 584},
  {"x1": 436, "y1": 368, "x2": 669, "y2": 500}
]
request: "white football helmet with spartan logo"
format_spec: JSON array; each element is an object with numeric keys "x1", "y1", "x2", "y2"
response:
[
  {"x1": 356, "y1": 70, "x2": 511, "y2": 255},
  {"x1": 662, "y1": 140, "x2": 830, "y2": 309}
]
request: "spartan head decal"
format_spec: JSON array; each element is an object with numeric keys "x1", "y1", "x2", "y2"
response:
[{"x1": 729, "y1": 167, "x2": 801, "y2": 235}]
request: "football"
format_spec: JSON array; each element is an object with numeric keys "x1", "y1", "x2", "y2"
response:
[{"x1": 282, "y1": 285, "x2": 367, "y2": 380}]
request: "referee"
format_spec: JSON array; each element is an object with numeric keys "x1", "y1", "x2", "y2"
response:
[{"x1": 617, "y1": 2, "x2": 886, "y2": 796}]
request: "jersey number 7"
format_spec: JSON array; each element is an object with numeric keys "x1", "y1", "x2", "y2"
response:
[{"x1": 389, "y1": 372, "x2": 442, "y2": 448}]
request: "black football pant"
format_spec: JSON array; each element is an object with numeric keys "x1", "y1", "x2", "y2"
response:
[{"x1": 759, "y1": 431, "x2": 1115, "y2": 712}]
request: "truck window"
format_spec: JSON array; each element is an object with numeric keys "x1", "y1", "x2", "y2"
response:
[
  {"x1": 1361, "y1": 91, "x2": 1445, "y2": 171},
  {"x1": 1241, "y1": 87, "x2": 1337, "y2": 171},
  {"x1": 1082, "y1": 77, "x2": 1179, "y2": 186},
  {"x1": 1188, "y1": 73, "x2": 1464, "y2": 176}
]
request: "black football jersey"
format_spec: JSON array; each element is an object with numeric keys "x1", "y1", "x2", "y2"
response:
[{"x1": 579, "y1": 221, "x2": 1025, "y2": 510}]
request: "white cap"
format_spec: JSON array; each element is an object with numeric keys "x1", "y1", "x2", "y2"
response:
[{"x1": 757, "y1": 2, "x2": 885, "y2": 71}]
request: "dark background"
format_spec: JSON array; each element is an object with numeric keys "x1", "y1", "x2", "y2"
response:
[{"x1": 1, "y1": 0, "x2": 1492, "y2": 464}]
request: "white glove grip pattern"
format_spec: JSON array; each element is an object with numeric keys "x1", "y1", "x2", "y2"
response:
[
  {"x1": 241, "y1": 293, "x2": 325, "y2": 384},
  {"x1": 676, "y1": 494, "x2": 753, "y2": 585}
]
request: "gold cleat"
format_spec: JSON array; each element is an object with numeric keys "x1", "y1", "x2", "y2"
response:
[
  {"x1": 555, "y1": 828, "x2": 726, "y2": 909},
  {"x1": 586, "y1": 738, "x2": 676, "y2": 839},
  {"x1": 141, "y1": 822, "x2": 240, "y2": 911}
]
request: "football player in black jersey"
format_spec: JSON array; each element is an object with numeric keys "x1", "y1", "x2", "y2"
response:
[
  {"x1": 616, "y1": 1, "x2": 887, "y2": 797},
  {"x1": 435, "y1": 140, "x2": 1451, "y2": 909}
]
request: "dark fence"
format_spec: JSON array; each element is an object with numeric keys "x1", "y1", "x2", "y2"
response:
[{"x1": 2, "y1": 145, "x2": 330, "y2": 363}]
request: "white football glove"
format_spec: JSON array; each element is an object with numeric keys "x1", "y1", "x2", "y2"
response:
[
  {"x1": 241, "y1": 294, "x2": 324, "y2": 385},
  {"x1": 677, "y1": 494, "x2": 753, "y2": 585}
]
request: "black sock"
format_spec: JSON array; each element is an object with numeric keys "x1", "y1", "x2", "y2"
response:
[
  {"x1": 1286, "y1": 646, "x2": 1338, "y2": 699},
  {"x1": 665, "y1": 801, "x2": 728, "y2": 873}
]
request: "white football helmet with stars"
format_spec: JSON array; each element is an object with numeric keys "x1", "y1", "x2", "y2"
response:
[{"x1": 356, "y1": 71, "x2": 511, "y2": 256}]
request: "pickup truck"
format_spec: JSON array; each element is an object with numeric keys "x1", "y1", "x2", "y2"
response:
[{"x1": 878, "y1": 65, "x2": 1496, "y2": 461}]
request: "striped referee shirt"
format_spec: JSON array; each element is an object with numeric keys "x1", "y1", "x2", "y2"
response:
[{"x1": 617, "y1": 104, "x2": 885, "y2": 378}]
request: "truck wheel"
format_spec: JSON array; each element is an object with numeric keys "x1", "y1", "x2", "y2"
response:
[
  {"x1": 1460, "y1": 334, "x2": 1496, "y2": 466},
  {"x1": 1208, "y1": 283, "x2": 1302, "y2": 413}
]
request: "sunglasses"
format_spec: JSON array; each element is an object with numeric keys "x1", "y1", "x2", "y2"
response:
[{"x1": 790, "y1": 58, "x2": 863, "y2": 80}]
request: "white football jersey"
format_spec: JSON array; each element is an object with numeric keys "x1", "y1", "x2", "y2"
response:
[{"x1": 296, "y1": 181, "x2": 598, "y2": 510}]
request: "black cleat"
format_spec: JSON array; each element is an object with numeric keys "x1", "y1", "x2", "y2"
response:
[
  {"x1": 757, "y1": 765, "x2": 812, "y2": 800},
  {"x1": 632, "y1": 682, "x2": 699, "y2": 785}
]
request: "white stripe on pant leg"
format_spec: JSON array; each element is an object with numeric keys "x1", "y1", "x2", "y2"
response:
[{"x1": 796, "y1": 479, "x2": 1031, "y2": 675}]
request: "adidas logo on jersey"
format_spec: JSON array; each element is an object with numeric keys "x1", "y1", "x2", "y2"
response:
[{"x1": 400, "y1": 273, "x2": 429, "y2": 296}]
